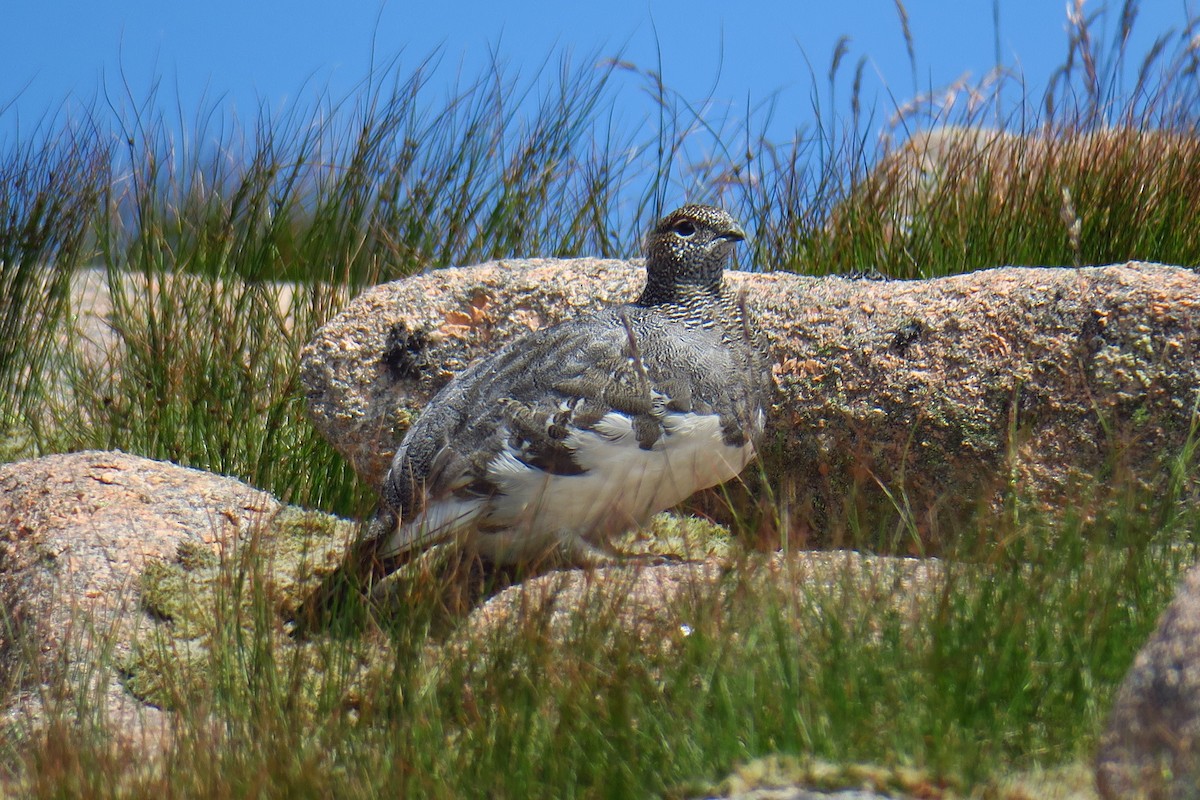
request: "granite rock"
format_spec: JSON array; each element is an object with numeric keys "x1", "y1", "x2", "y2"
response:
[
  {"x1": 300, "y1": 259, "x2": 1200, "y2": 539},
  {"x1": 0, "y1": 450, "x2": 282, "y2": 754}
]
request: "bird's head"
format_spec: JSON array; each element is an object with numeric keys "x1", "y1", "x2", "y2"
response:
[{"x1": 640, "y1": 204, "x2": 745, "y2": 304}]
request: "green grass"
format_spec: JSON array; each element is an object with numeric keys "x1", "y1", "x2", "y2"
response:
[
  {"x1": 3, "y1": 496, "x2": 1192, "y2": 797},
  {"x1": 4, "y1": 1, "x2": 1200, "y2": 796}
]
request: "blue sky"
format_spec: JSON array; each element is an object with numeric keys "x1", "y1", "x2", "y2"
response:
[{"x1": 3, "y1": 1, "x2": 1197, "y2": 147}]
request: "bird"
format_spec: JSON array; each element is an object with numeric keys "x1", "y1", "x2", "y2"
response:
[{"x1": 308, "y1": 204, "x2": 772, "y2": 615}]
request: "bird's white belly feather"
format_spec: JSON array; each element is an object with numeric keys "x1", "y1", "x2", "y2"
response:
[
  {"x1": 381, "y1": 410, "x2": 761, "y2": 564},
  {"x1": 476, "y1": 410, "x2": 758, "y2": 561}
]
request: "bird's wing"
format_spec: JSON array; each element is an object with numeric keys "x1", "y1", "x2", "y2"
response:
[
  {"x1": 359, "y1": 311, "x2": 669, "y2": 558},
  {"x1": 352, "y1": 305, "x2": 763, "y2": 571}
]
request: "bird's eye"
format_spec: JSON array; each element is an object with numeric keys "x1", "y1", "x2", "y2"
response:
[{"x1": 673, "y1": 220, "x2": 696, "y2": 237}]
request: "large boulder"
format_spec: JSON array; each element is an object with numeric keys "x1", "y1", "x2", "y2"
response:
[
  {"x1": 300, "y1": 259, "x2": 1200, "y2": 538},
  {"x1": 0, "y1": 450, "x2": 283, "y2": 752}
]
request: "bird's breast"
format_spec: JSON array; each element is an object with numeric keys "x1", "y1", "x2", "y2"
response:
[{"x1": 468, "y1": 408, "x2": 759, "y2": 561}]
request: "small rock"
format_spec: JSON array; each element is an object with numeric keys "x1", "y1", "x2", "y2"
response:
[
  {"x1": 1096, "y1": 563, "x2": 1200, "y2": 798},
  {"x1": 460, "y1": 550, "x2": 941, "y2": 657},
  {"x1": 703, "y1": 753, "x2": 949, "y2": 800}
]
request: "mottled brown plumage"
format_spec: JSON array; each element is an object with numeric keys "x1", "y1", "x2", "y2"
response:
[{"x1": 320, "y1": 205, "x2": 771, "y2": 607}]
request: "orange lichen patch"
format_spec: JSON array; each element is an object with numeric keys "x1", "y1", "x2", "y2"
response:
[
  {"x1": 510, "y1": 307, "x2": 543, "y2": 332},
  {"x1": 440, "y1": 292, "x2": 494, "y2": 337},
  {"x1": 774, "y1": 357, "x2": 826, "y2": 382},
  {"x1": 981, "y1": 331, "x2": 1013, "y2": 359}
]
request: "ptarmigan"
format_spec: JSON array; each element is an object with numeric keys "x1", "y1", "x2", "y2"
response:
[{"x1": 332, "y1": 204, "x2": 771, "y2": 599}]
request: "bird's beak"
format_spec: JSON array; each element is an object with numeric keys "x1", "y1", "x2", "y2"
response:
[{"x1": 719, "y1": 224, "x2": 746, "y2": 243}]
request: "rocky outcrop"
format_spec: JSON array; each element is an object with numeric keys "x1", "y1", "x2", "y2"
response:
[
  {"x1": 1096, "y1": 563, "x2": 1200, "y2": 798},
  {"x1": 301, "y1": 259, "x2": 1200, "y2": 538},
  {"x1": 0, "y1": 450, "x2": 283, "y2": 752}
]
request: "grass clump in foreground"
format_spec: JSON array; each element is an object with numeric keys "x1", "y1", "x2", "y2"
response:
[
  {"x1": 4, "y1": 0, "x2": 1200, "y2": 795},
  {"x1": 3, "y1": 486, "x2": 1193, "y2": 798}
]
